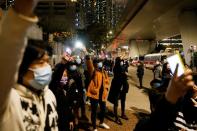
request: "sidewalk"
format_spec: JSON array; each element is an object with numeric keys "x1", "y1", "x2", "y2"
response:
[{"x1": 79, "y1": 66, "x2": 152, "y2": 131}]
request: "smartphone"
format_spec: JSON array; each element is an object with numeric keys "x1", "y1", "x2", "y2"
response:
[{"x1": 167, "y1": 54, "x2": 185, "y2": 77}]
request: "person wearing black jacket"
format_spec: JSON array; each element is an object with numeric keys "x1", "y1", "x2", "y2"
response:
[
  {"x1": 67, "y1": 61, "x2": 88, "y2": 125},
  {"x1": 75, "y1": 57, "x2": 89, "y2": 121},
  {"x1": 134, "y1": 65, "x2": 196, "y2": 131},
  {"x1": 49, "y1": 60, "x2": 80, "y2": 131},
  {"x1": 161, "y1": 62, "x2": 172, "y2": 91},
  {"x1": 137, "y1": 61, "x2": 144, "y2": 88},
  {"x1": 108, "y1": 57, "x2": 129, "y2": 125},
  {"x1": 121, "y1": 60, "x2": 130, "y2": 120}
]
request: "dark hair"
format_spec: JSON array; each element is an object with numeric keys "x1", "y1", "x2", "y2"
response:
[
  {"x1": 93, "y1": 58, "x2": 103, "y2": 64},
  {"x1": 93, "y1": 58, "x2": 103, "y2": 68},
  {"x1": 115, "y1": 57, "x2": 121, "y2": 66},
  {"x1": 17, "y1": 39, "x2": 53, "y2": 84}
]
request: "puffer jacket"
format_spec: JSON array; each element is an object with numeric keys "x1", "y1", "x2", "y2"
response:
[{"x1": 86, "y1": 59, "x2": 110, "y2": 101}]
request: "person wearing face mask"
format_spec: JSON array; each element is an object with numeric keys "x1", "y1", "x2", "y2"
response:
[
  {"x1": 50, "y1": 62, "x2": 77, "y2": 131},
  {"x1": 149, "y1": 63, "x2": 168, "y2": 112},
  {"x1": 66, "y1": 61, "x2": 88, "y2": 130},
  {"x1": 0, "y1": 1, "x2": 58, "y2": 130},
  {"x1": 76, "y1": 56, "x2": 82, "y2": 65},
  {"x1": 74, "y1": 57, "x2": 89, "y2": 122},
  {"x1": 86, "y1": 56, "x2": 110, "y2": 131},
  {"x1": 17, "y1": 40, "x2": 59, "y2": 131},
  {"x1": 134, "y1": 65, "x2": 197, "y2": 131},
  {"x1": 108, "y1": 57, "x2": 129, "y2": 125},
  {"x1": 49, "y1": 52, "x2": 72, "y2": 96},
  {"x1": 161, "y1": 62, "x2": 172, "y2": 91},
  {"x1": 149, "y1": 62, "x2": 172, "y2": 113}
]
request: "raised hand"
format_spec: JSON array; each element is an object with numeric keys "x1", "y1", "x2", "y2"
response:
[{"x1": 165, "y1": 64, "x2": 195, "y2": 104}]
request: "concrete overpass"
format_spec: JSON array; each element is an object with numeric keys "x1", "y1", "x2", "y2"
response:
[{"x1": 111, "y1": 0, "x2": 197, "y2": 65}]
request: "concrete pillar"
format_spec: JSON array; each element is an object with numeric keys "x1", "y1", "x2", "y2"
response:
[
  {"x1": 178, "y1": 10, "x2": 197, "y2": 66},
  {"x1": 128, "y1": 39, "x2": 156, "y2": 58},
  {"x1": 129, "y1": 40, "x2": 139, "y2": 58}
]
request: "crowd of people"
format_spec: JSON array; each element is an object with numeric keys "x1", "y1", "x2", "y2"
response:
[
  {"x1": 0, "y1": 1, "x2": 130, "y2": 131},
  {"x1": 0, "y1": 0, "x2": 197, "y2": 131},
  {"x1": 134, "y1": 64, "x2": 197, "y2": 131},
  {"x1": 48, "y1": 53, "x2": 131, "y2": 131},
  {"x1": 135, "y1": 59, "x2": 197, "y2": 131}
]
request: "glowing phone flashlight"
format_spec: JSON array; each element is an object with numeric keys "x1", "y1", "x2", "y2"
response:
[{"x1": 167, "y1": 54, "x2": 185, "y2": 77}]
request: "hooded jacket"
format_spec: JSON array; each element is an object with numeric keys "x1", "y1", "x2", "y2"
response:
[
  {"x1": 0, "y1": 84, "x2": 58, "y2": 131},
  {"x1": 0, "y1": 8, "x2": 58, "y2": 131}
]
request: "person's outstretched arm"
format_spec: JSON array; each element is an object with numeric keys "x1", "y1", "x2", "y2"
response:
[
  {"x1": 150, "y1": 66, "x2": 195, "y2": 130},
  {"x1": 0, "y1": 0, "x2": 39, "y2": 114},
  {"x1": 135, "y1": 65, "x2": 195, "y2": 131},
  {"x1": 85, "y1": 55, "x2": 94, "y2": 77}
]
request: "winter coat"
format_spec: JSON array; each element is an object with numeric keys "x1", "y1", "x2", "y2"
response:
[
  {"x1": 108, "y1": 64, "x2": 128, "y2": 104},
  {"x1": 0, "y1": 8, "x2": 58, "y2": 131},
  {"x1": 137, "y1": 65, "x2": 144, "y2": 78},
  {"x1": 69, "y1": 70, "x2": 84, "y2": 94},
  {"x1": 54, "y1": 81, "x2": 77, "y2": 131},
  {"x1": 86, "y1": 59, "x2": 110, "y2": 101},
  {"x1": 49, "y1": 64, "x2": 81, "y2": 130}
]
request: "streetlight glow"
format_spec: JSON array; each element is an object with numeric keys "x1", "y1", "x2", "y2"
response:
[
  {"x1": 109, "y1": 30, "x2": 113, "y2": 35},
  {"x1": 75, "y1": 40, "x2": 84, "y2": 49},
  {"x1": 71, "y1": 0, "x2": 77, "y2": 2}
]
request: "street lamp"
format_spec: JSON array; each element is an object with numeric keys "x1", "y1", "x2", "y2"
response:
[
  {"x1": 71, "y1": 0, "x2": 77, "y2": 2},
  {"x1": 75, "y1": 40, "x2": 84, "y2": 49},
  {"x1": 106, "y1": 35, "x2": 109, "y2": 38},
  {"x1": 109, "y1": 30, "x2": 113, "y2": 35}
]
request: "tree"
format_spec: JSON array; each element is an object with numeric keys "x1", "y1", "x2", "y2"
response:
[{"x1": 86, "y1": 23, "x2": 108, "y2": 50}]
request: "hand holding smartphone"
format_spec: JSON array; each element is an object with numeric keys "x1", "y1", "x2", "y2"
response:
[{"x1": 167, "y1": 54, "x2": 185, "y2": 77}]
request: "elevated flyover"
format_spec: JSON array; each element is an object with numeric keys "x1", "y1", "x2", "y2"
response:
[{"x1": 113, "y1": 0, "x2": 197, "y2": 65}]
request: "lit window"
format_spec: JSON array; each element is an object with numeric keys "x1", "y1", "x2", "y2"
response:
[{"x1": 71, "y1": 0, "x2": 77, "y2": 2}]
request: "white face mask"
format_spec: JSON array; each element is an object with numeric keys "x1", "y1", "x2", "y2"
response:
[
  {"x1": 69, "y1": 65, "x2": 77, "y2": 71},
  {"x1": 60, "y1": 76, "x2": 68, "y2": 85},
  {"x1": 76, "y1": 58, "x2": 82, "y2": 64},
  {"x1": 28, "y1": 64, "x2": 52, "y2": 90},
  {"x1": 97, "y1": 62, "x2": 103, "y2": 68},
  {"x1": 120, "y1": 61, "x2": 124, "y2": 66}
]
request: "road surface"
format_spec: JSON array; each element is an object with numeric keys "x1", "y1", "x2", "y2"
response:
[{"x1": 79, "y1": 66, "x2": 154, "y2": 131}]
